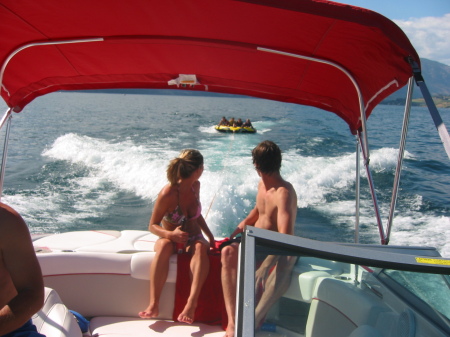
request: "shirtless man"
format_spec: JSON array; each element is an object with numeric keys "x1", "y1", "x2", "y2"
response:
[
  {"x1": 221, "y1": 140, "x2": 297, "y2": 337},
  {"x1": 0, "y1": 202, "x2": 44, "y2": 336}
]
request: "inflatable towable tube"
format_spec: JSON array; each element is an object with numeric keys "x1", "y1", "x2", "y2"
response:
[{"x1": 215, "y1": 125, "x2": 256, "y2": 133}]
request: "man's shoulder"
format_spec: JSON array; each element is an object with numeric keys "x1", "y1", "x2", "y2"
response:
[
  {"x1": 275, "y1": 180, "x2": 296, "y2": 195},
  {"x1": 0, "y1": 204, "x2": 24, "y2": 229},
  {"x1": 0, "y1": 204, "x2": 30, "y2": 250}
]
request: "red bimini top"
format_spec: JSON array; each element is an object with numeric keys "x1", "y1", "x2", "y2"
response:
[{"x1": 0, "y1": 0, "x2": 419, "y2": 132}]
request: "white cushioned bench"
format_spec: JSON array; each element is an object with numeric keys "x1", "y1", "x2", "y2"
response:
[{"x1": 37, "y1": 251, "x2": 224, "y2": 337}]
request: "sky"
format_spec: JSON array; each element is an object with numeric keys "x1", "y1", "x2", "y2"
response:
[{"x1": 333, "y1": 0, "x2": 450, "y2": 66}]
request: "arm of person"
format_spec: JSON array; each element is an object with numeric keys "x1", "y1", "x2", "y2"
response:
[
  {"x1": 148, "y1": 188, "x2": 187, "y2": 243},
  {"x1": 197, "y1": 215, "x2": 215, "y2": 248},
  {"x1": 276, "y1": 186, "x2": 296, "y2": 235},
  {"x1": 0, "y1": 267, "x2": 16, "y2": 310},
  {"x1": 0, "y1": 206, "x2": 44, "y2": 335},
  {"x1": 230, "y1": 206, "x2": 259, "y2": 239}
]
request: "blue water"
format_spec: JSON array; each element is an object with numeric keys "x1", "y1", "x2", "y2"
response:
[{"x1": 1, "y1": 91, "x2": 449, "y2": 255}]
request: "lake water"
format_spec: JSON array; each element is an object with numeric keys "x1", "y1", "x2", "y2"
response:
[{"x1": 1, "y1": 91, "x2": 449, "y2": 256}]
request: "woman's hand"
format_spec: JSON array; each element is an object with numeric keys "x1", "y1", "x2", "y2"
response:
[{"x1": 170, "y1": 226, "x2": 189, "y2": 243}]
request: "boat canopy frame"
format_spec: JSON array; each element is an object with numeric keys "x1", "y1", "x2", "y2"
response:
[{"x1": 0, "y1": 20, "x2": 450, "y2": 245}]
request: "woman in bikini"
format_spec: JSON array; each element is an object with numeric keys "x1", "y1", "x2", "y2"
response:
[{"x1": 138, "y1": 149, "x2": 215, "y2": 324}]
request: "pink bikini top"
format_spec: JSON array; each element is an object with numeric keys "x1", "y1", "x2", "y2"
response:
[{"x1": 163, "y1": 186, "x2": 202, "y2": 225}]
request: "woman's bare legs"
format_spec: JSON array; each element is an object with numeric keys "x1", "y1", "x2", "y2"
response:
[
  {"x1": 177, "y1": 241, "x2": 210, "y2": 324},
  {"x1": 139, "y1": 238, "x2": 174, "y2": 318}
]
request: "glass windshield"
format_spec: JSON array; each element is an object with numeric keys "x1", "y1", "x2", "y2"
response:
[
  {"x1": 383, "y1": 269, "x2": 450, "y2": 321},
  {"x1": 241, "y1": 235, "x2": 450, "y2": 337}
]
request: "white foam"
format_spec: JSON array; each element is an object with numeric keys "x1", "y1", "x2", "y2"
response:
[
  {"x1": 42, "y1": 133, "x2": 169, "y2": 200},
  {"x1": 37, "y1": 132, "x2": 450, "y2": 253}
]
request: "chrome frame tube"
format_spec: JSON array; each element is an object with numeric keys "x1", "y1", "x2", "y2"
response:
[
  {"x1": 0, "y1": 108, "x2": 13, "y2": 201},
  {"x1": 358, "y1": 130, "x2": 386, "y2": 244},
  {"x1": 258, "y1": 47, "x2": 370, "y2": 161},
  {"x1": 408, "y1": 58, "x2": 450, "y2": 160},
  {"x1": 0, "y1": 38, "x2": 104, "y2": 101},
  {"x1": 355, "y1": 135, "x2": 361, "y2": 243},
  {"x1": 385, "y1": 77, "x2": 414, "y2": 244},
  {"x1": 0, "y1": 108, "x2": 12, "y2": 130}
]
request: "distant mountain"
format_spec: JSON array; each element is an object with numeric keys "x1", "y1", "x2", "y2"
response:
[
  {"x1": 417, "y1": 58, "x2": 450, "y2": 96},
  {"x1": 384, "y1": 58, "x2": 450, "y2": 103}
]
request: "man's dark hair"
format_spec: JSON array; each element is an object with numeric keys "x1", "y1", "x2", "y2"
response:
[{"x1": 252, "y1": 140, "x2": 282, "y2": 174}]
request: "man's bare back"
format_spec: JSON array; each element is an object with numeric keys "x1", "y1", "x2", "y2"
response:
[{"x1": 254, "y1": 178, "x2": 297, "y2": 234}]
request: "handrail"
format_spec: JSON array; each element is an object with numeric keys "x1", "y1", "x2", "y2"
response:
[
  {"x1": 358, "y1": 130, "x2": 386, "y2": 244},
  {"x1": 355, "y1": 135, "x2": 361, "y2": 243},
  {"x1": 257, "y1": 47, "x2": 370, "y2": 162},
  {"x1": 385, "y1": 77, "x2": 414, "y2": 244},
  {"x1": 0, "y1": 108, "x2": 12, "y2": 201},
  {"x1": 408, "y1": 58, "x2": 450, "y2": 160},
  {"x1": 0, "y1": 38, "x2": 104, "y2": 103},
  {"x1": 0, "y1": 107, "x2": 12, "y2": 130}
]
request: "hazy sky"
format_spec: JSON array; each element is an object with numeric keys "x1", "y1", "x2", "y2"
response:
[{"x1": 333, "y1": 0, "x2": 450, "y2": 66}]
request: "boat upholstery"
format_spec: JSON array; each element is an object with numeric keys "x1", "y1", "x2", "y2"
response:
[
  {"x1": 32, "y1": 287, "x2": 82, "y2": 337},
  {"x1": 306, "y1": 278, "x2": 386, "y2": 337},
  {"x1": 36, "y1": 250, "x2": 224, "y2": 336},
  {"x1": 37, "y1": 252, "x2": 176, "y2": 319},
  {"x1": 33, "y1": 230, "x2": 157, "y2": 253},
  {"x1": 284, "y1": 257, "x2": 348, "y2": 302}
]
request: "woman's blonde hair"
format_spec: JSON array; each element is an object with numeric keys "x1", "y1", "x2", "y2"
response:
[{"x1": 167, "y1": 149, "x2": 204, "y2": 185}]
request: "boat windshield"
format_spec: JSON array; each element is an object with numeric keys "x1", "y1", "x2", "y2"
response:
[
  {"x1": 237, "y1": 227, "x2": 450, "y2": 337},
  {"x1": 381, "y1": 269, "x2": 450, "y2": 321}
]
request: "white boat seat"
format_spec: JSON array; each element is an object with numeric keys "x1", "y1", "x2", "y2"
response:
[
  {"x1": 32, "y1": 287, "x2": 82, "y2": 337},
  {"x1": 306, "y1": 278, "x2": 387, "y2": 337},
  {"x1": 89, "y1": 316, "x2": 224, "y2": 337}
]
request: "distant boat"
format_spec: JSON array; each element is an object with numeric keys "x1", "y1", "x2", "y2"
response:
[{"x1": 214, "y1": 125, "x2": 256, "y2": 133}]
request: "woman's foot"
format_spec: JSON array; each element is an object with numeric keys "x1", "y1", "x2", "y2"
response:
[
  {"x1": 138, "y1": 303, "x2": 159, "y2": 319},
  {"x1": 177, "y1": 303, "x2": 196, "y2": 324}
]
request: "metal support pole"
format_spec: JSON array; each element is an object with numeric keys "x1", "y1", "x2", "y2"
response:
[
  {"x1": 258, "y1": 47, "x2": 371, "y2": 161},
  {"x1": 408, "y1": 58, "x2": 450, "y2": 160},
  {"x1": 0, "y1": 108, "x2": 13, "y2": 201},
  {"x1": 385, "y1": 77, "x2": 414, "y2": 244},
  {"x1": 355, "y1": 135, "x2": 361, "y2": 243},
  {"x1": 358, "y1": 130, "x2": 386, "y2": 244}
]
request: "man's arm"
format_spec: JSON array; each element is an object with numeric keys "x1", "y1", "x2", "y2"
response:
[
  {"x1": 230, "y1": 206, "x2": 259, "y2": 239},
  {"x1": 276, "y1": 186, "x2": 296, "y2": 235},
  {"x1": 0, "y1": 205, "x2": 44, "y2": 335}
]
